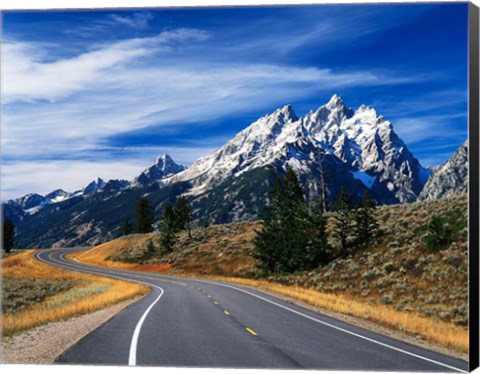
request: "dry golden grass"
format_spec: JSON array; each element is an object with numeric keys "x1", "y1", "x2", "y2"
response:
[
  {"x1": 206, "y1": 276, "x2": 468, "y2": 353},
  {"x1": 68, "y1": 234, "x2": 171, "y2": 272},
  {"x1": 2, "y1": 250, "x2": 149, "y2": 335}
]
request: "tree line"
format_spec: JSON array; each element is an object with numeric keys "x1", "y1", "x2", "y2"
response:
[{"x1": 252, "y1": 168, "x2": 378, "y2": 274}]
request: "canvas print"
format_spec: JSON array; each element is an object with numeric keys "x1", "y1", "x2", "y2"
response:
[{"x1": 1, "y1": 1, "x2": 478, "y2": 372}]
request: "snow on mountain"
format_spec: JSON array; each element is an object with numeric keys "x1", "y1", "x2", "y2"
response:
[
  {"x1": 45, "y1": 189, "x2": 71, "y2": 203},
  {"x1": 8, "y1": 189, "x2": 74, "y2": 216},
  {"x1": 12, "y1": 193, "x2": 46, "y2": 211},
  {"x1": 173, "y1": 95, "x2": 429, "y2": 204},
  {"x1": 303, "y1": 95, "x2": 430, "y2": 203},
  {"x1": 173, "y1": 104, "x2": 304, "y2": 192},
  {"x1": 131, "y1": 153, "x2": 186, "y2": 187},
  {"x1": 83, "y1": 177, "x2": 106, "y2": 195},
  {"x1": 419, "y1": 140, "x2": 468, "y2": 200}
]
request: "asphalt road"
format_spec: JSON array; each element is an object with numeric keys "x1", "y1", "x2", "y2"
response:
[{"x1": 35, "y1": 248, "x2": 469, "y2": 371}]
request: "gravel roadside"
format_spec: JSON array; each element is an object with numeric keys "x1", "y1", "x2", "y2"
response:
[{"x1": 0, "y1": 296, "x2": 143, "y2": 365}]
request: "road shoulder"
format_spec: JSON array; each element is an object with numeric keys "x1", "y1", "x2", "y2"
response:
[
  {"x1": 233, "y1": 282, "x2": 469, "y2": 362},
  {"x1": 1, "y1": 296, "x2": 144, "y2": 364}
]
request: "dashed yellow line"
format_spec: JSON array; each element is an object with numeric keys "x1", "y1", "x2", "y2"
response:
[
  {"x1": 246, "y1": 328, "x2": 258, "y2": 336},
  {"x1": 224, "y1": 310, "x2": 230, "y2": 316},
  {"x1": 214, "y1": 301, "x2": 219, "y2": 305}
]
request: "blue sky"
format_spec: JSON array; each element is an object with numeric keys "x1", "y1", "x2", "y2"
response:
[{"x1": 1, "y1": 3, "x2": 469, "y2": 200}]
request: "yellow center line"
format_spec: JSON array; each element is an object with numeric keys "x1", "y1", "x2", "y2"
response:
[
  {"x1": 214, "y1": 301, "x2": 219, "y2": 305},
  {"x1": 246, "y1": 328, "x2": 258, "y2": 336},
  {"x1": 224, "y1": 310, "x2": 230, "y2": 315},
  {"x1": 208, "y1": 295, "x2": 212, "y2": 298}
]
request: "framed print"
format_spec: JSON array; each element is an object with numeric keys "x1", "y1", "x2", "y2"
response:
[{"x1": 1, "y1": 1, "x2": 479, "y2": 372}]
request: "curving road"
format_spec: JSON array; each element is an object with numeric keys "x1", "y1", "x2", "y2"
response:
[{"x1": 35, "y1": 248, "x2": 469, "y2": 371}]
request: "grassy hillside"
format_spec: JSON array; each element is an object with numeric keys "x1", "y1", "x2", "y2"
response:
[
  {"x1": 1, "y1": 251, "x2": 148, "y2": 336},
  {"x1": 75, "y1": 194, "x2": 468, "y2": 353}
]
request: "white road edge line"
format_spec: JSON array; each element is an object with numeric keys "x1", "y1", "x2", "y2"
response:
[
  {"x1": 35, "y1": 250, "x2": 165, "y2": 367},
  {"x1": 192, "y1": 279, "x2": 466, "y2": 373},
  {"x1": 129, "y1": 288, "x2": 164, "y2": 366}
]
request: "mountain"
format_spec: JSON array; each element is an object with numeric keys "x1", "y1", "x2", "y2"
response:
[
  {"x1": 418, "y1": 140, "x2": 468, "y2": 200},
  {"x1": 83, "y1": 178, "x2": 106, "y2": 195},
  {"x1": 173, "y1": 95, "x2": 429, "y2": 205},
  {"x1": 303, "y1": 95, "x2": 430, "y2": 203},
  {"x1": 3, "y1": 95, "x2": 460, "y2": 248},
  {"x1": 131, "y1": 154, "x2": 186, "y2": 187},
  {"x1": 5, "y1": 189, "x2": 73, "y2": 221}
]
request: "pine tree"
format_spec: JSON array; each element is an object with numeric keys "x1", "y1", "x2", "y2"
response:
[
  {"x1": 252, "y1": 168, "x2": 308, "y2": 274},
  {"x1": 135, "y1": 197, "x2": 154, "y2": 234},
  {"x1": 331, "y1": 187, "x2": 354, "y2": 258},
  {"x1": 354, "y1": 191, "x2": 378, "y2": 248},
  {"x1": 159, "y1": 202, "x2": 177, "y2": 253},
  {"x1": 121, "y1": 218, "x2": 133, "y2": 236},
  {"x1": 304, "y1": 200, "x2": 331, "y2": 268},
  {"x1": 174, "y1": 196, "x2": 192, "y2": 238},
  {"x1": 3, "y1": 219, "x2": 15, "y2": 253},
  {"x1": 252, "y1": 218, "x2": 282, "y2": 274}
]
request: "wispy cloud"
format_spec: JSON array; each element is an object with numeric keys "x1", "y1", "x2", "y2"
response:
[
  {"x1": 108, "y1": 12, "x2": 154, "y2": 29},
  {"x1": 2, "y1": 29, "x2": 210, "y2": 103},
  {"x1": 393, "y1": 113, "x2": 467, "y2": 145}
]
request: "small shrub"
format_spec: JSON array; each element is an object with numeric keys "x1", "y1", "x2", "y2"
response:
[
  {"x1": 381, "y1": 294, "x2": 393, "y2": 304},
  {"x1": 383, "y1": 262, "x2": 397, "y2": 274},
  {"x1": 424, "y1": 215, "x2": 453, "y2": 252}
]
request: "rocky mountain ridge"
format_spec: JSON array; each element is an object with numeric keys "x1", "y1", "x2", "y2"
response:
[{"x1": 2, "y1": 95, "x2": 468, "y2": 248}]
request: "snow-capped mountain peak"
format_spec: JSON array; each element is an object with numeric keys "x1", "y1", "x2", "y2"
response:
[
  {"x1": 174, "y1": 95, "x2": 429, "y2": 203},
  {"x1": 131, "y1": 153, "x2": 186, "y2": 187},
  {"x1": 83, "y1": 177, "x2": 106, "y2": 195},
  {"x1": 325, "y1": 94, "x2": 346, "y2": 110},
  {"x1": 45, "y1": 189, "x2": 71, "y2": 203},
  {"x1": 271, "y1": 104, "x2": 298, "y2": 122}
]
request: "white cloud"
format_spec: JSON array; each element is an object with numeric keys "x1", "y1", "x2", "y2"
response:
[
  {"x1": 108, "y1": 12, "x2": 154, "y2": 28},
  {"x1": 2, "y1": 29, "x2": 210, "y2": 103}
]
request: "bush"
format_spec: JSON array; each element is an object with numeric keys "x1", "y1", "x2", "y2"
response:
[{"x1": 424, "y1": 215, "x2": 453, "y2": 252}]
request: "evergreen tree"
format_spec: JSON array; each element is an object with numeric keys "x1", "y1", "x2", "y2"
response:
[
  {"x1": 252, "y1": 168, "x2": 308, "y2": 274},
  {"x1": 3, "y1": 219, "x2": 15, "y2": 253},
  {"x1": 174, "y1": 196, "x2": 192, "y2": 238},
  {"x1": 304, "y1": 200, "x2": 331, "y2": 268},
  {"x1": 135, "y1": 197, "x2": 154, "y2": 234},
  {"x1": 121, "y1": 218, "x2": 133, "y2": 236},
  {"x1": 353, "y1": 191, "x2": 378, "y2": 248},
  {"x1": 331, "y1": 188, "x2": 354, "y2": 258},
  {"x1": 159, "y1": 202, "x2": 177, "y2": 253},
  {"x1": 252, "y1": 217, "x2": 282, "y2": 274}
]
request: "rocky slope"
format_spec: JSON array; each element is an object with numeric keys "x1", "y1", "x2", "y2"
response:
[{"x1": 419, "y1": 141, "x2": 468, "y2": 200}]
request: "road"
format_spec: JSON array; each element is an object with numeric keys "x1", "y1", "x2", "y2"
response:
[{"x1": 35, "y1": 248, "x2": 469, "y2": 371}]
